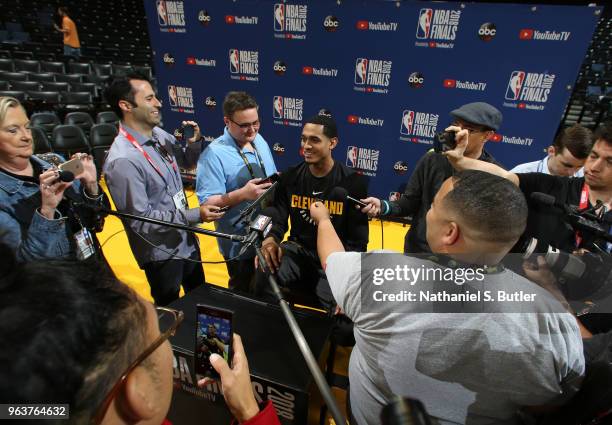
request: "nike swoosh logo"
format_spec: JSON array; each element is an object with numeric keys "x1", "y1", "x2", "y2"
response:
[{"x1": 312, "y1": 191, "x2": 324, "y2": 196}]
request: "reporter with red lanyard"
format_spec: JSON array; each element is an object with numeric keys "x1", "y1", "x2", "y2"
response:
[
  {"x1": 444, "y1": 121, "x2": 612, "y2": 254},
  {"x1": 104, "y1": 74, "x2": 224, "y2": 306}
]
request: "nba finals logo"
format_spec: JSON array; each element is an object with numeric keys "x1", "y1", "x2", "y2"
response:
[
  {"x1": 273, "y1": 96, "x2": 303, "y2": 127},
  {"x1": 229, "y1": 49, "x2": 259, "y2": 81},
  {"x1": 353, "y1": 57, "x2": 392, "y2": 94},
  {"x1": 399, "y1": 110, "x2": 439, "y2": 144},
  {"x1": 416, "y1": 9, "x2": 433, "y2": 39},
  {"x1": 354, "y1": 58, "x2": 368, "y2": 85},
  {"x1": 157, "y1": 0, "x2": 186, "y2": 32},
  {"x1": 346, "y1": 146, "x2": 358, "y2": 168},
  {"x1": 274, "y1": 4, "x2": 285, "y2": 31},
  {"x1": 274, "y1": 3, "x2": 307, "y2": 39},
  {"x1": 346, "y1": 146, "x2": 379, "y2": 176},
  {"x1": 168, "y1": 85, "x2": 177, "y2": 106},
  {"x1": 229, "y1": 49, "x2": 239, "y2": 73},
  {"x1": 400, "y1": 110, "x2": 415, "y2": 135},
  {"x1": 503, "y1": 70, "x2": 555, "y2": 111},
  {"x1": 273, "y1": 96, "x2": 283, "y2": 119},
  {"x1": 167, "y1": 85, "x2": 194, "y2": 113},
  {"x1": 415, "y1": 8, "x2": 461, "y2": 49},
  {"x1": 505, "y1": 71, "x2": 526, "y2": 100},
  {"x1": 157, "y1": 0, "x2": 168, "y2": 26}
]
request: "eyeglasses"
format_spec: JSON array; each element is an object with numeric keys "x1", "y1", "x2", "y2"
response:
[
  {"x1": 92, "y1": 306, "x2": 184, "y2": 424},
  {"x1": 229, "y1": 117, "x2": 260, "y2": 130}
]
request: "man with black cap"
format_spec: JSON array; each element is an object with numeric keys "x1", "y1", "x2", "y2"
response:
[{"x1": 361, "y1": 101, "x2": 503, "y2": 253}]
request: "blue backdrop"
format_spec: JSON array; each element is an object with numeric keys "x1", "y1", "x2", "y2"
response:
[{"x1": 144, "y1": 0, "x2": 602, "y2": 199}]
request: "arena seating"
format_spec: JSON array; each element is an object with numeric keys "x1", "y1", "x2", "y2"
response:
[
  {"x1": 0, "y1": 0, "x2": 154, "y2": 162},
  {"x1": 562, "y1": 8, "x2": 612, "y2": 129}
]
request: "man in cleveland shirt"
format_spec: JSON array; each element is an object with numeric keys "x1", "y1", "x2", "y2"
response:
[{"x1": 258, "y1": 114, "x2": 368, "y2": 308}]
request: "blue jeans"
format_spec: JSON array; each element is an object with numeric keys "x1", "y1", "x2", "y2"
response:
[{"x1": 64, "y1": 45, "x2": 81, "y2": 58}]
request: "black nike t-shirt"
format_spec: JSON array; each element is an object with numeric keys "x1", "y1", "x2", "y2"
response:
[{"x1": 264, "y1": 161, "x2": 369, "y2": 252}]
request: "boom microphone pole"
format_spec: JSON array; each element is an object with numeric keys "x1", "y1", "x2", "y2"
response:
[
  {"x1": 238, "y1": 214, "x2": 347, "y2": 425},
  {"x1": 72, "y1": 200, "x2": 247, "y2": 242}
]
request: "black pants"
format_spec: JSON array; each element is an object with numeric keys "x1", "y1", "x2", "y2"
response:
[
  {"x1": 226, "y1": 257, "x2": 256, "y2": 293},
  {"x1": 143, "y1": 250, "x2": 205, "y2": 306},
  {"x1": 256, "y1": 241, "x2": 334, "y2": 309}
]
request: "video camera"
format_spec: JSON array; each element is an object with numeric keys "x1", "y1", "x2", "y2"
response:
[{"x1": 518, "y1": 192, "x2": 612, "y2": 302}]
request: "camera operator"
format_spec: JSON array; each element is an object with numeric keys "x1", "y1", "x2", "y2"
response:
[
  {"x1": 444, "y1": 120, "x2": 612, "y2": 254},
  {"x1": 360, "y1": 102, "x2": 503, "y2": 254}
]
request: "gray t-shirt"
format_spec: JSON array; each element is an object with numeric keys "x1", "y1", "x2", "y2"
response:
[{"x1": 326, "y1": 252, "x2": 585, "y2": 425}]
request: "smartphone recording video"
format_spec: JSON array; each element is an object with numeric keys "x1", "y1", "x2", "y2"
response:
[
  {"x1": 195, "y1": 305, "x2": 233, "y2": 380},
  {"x1": 182, "y1": 124, "x2": 195, "y2": 140},
  {"x1": 58, "y1": 158, "x2": 83, "y2": 176},
  {"x1": 259, "y1": 173, "x2": 280, "y2": 185}
]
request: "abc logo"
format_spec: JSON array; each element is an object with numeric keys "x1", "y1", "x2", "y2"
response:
[
  {"x1": 198, "y1": 10, "x2": 211, "y2": 25},
  {"x1": 408, "y1": 72, "x2": 424, "y2": 88},
  {"x1": 323, "y1": 15, "x2": 340, "y2": 32},
  {"x1": 163, "y1": 53, "x2": 175, "y2": 65},
  {"x1": 478, "y1": 23, "x2": 497, "y2": 41},
  {"x1": 393, "y1": 161, "x2": 408, "y2": 174},
  {"x1": 273, "y1": 61, "x2": 287, "y2": 75},
  {"x1": 205, "y1": 96, "x2": 216, "y2": 108},
  {"x1": 273, "y1": 143, "x2": 285, "y2": 154}
]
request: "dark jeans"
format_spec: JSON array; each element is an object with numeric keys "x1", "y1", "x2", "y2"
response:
[
  {"x1": 226, "y1": 257, "x2": 256, "y2": 293},
  {"x1": 143, "y1": 250, "x2": 205, "y2": 306},
  {"x1": 255, "y1": 241, "x2": 334, "y2": 309}
]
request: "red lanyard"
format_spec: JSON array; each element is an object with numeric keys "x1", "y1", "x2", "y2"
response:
[
  {"x1": 575, "y1": 183, "x2": 589, "y2": 248},
  {"x1": 119, "y1": 126, "x2": 177, "y2": 179}
]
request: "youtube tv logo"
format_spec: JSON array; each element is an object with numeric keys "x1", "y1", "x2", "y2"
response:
[
  {"x1": 443, "y1": 79, "x2": 456, "y2": 88},
  {"x1": 302, "y1": 66, "x2": 313, "y2": 75},
  {"x1": 491, "y1": 133, "x2": 502, "y2": 142},
  {"x1": 347, "y1": 115, "x2": 359, "y2": 124},
  {"x1": 186, "y1": 57, "x2": 196, "y2": 65},
  {"x1": 356, "y1": 20, "x2": 368, "y2": 30},
  {"x1": 519, "y1": 29, "x2": 534, "y2": 40},
  {"x1": 225, "y1": 15, "x2": 236, "y2": 24}
]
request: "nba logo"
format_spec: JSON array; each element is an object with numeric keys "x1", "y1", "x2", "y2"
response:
[
  {"x1": 274, "y1": 4, "x2": 285, "y2": 31},
  {"x1": 505, "y1": 71, "x2": 526, "y2": 100},
  {"x1": 168, "y1": 85, "x2": 177, "y2": 106},
  {"x1": 400, "y1": 110, "x2": 415, "y2": 135},
  {"x1": 354, "y1": 58, "x2": 368, "y2": 85},
  {"x1": 416, "y1": 9, "x2": 433, "y2": 39},
  {"x1": 229, "y1": 49, "x2": 239, "y2": 74},
  {"x1": 157, "y1": 0, "x2": 168, "y2": 26},
  {"x1": 273, "y1": 96, "x2": 283, "y2": 119},
  {"x1": 346, "y1": 146, "x2": 358, "y2": 168}
]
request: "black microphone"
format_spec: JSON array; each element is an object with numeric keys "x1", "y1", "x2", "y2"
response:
[
  {"x1": 237, "y1": 214, "x2": 273, "y2": 257},
  {"x1": 530, "y1": 192, "x2": 577, "y2": 214}
]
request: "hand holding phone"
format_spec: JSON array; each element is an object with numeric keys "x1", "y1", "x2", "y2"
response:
[
  {"x1": 346, "y1": 195, "x2": 367, "y2": 208},
  {"x1": 182, "y1": 124, "x2": 195, "y2": 140},
  {"x1": 258, "y1": 173, "x2": 280, "y2": 185},
  {"x1": 195, "y1": 305, "x2": 234, "y2": 380},
  {"x1": 58, "y1": 158, "x2": 84, "y2": 177}
]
